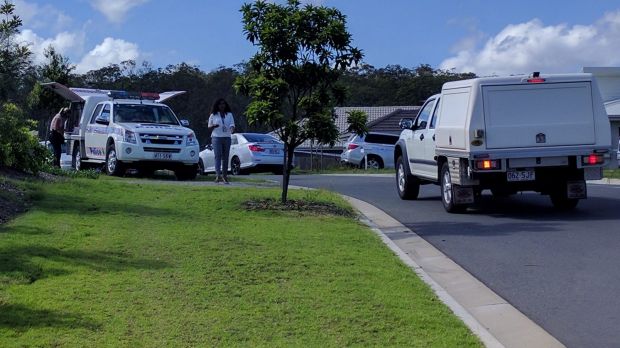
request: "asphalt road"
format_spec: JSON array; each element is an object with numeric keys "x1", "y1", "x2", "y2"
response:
[{"x1": 266, "y1": 174, "x2": 620, "y2": 348}]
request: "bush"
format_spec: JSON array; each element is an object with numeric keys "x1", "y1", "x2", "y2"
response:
[{"x1": 0, "y1": 103, "x2": 50, "y2": 174}]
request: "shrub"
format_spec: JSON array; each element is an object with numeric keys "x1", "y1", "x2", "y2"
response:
[{"x1": 0, "y1": 103, "x2": 50, "y2": 174}]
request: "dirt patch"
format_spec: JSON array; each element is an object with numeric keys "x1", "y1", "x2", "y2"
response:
[
  {"x1": 0, "y1": 168, "x2": 58, "y2": 225},
  {"x1": 244, "y1": 198, "x2": 355, "y2": 217},
  {"x1": 0, "y1": 179, "x2": 27, "y2": 225}
]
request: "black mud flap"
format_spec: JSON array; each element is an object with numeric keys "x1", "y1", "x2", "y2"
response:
[
  {"x1": 567, "y1": 180, "x2": 587, "y2": 199},
  {"x1": 454, "y1": 185, "x2": 475, "y2": 204}
]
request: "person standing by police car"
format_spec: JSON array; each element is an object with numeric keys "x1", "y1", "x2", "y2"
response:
[
  {"x1": 208, "y1": 98, "x2": 235, "y2": 184},
  {"x1": 49, "y1": 107, "x2": 68, "y2": 168}
]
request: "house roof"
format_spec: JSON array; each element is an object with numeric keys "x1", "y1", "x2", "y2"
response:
[
  {"x1": 298, "y1": 106, "x2": 419, "y2": 149},
  {"x1": 333, "y1": 106, "x2": 419, "y2": 134}
]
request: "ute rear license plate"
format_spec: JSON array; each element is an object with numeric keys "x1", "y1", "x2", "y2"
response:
[
  {"x1": 507, "y1": 170, "x2": 535, "y2": 182},
  {"x1": 154, "y1": 152, "x2": 172, "y2": 160}
]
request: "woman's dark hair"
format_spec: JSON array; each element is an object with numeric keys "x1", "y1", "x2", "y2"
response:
[{"x1": 211, "y1": 98, "x2": 231, "y2": 114}]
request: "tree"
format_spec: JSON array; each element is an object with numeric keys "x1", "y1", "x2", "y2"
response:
[
  {"x1": 0, "y1": 0, "x2": 32, "y2": 104},
  {"x1": 28, "y1": 46, "x2": 75, "y2": 137},
  {"x1": 236, "y1": 0, "x2": 364, "y2": 202},
  {"x1": 0, "y1": 103, "x2": 48, "y2": 173}
]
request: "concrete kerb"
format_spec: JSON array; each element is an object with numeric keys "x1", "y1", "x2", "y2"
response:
[{"x1": 339, "y1": 194, "x2": 565, "y2": 348}]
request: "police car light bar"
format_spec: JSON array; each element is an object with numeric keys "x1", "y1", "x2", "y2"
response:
[{"x1": 108, "y1": 90, "x2": 160, "y2": 100}]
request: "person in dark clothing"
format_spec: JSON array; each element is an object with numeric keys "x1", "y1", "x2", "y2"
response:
[{"x1": 49, "y1": 107, "x2": 68, "y2": 167}]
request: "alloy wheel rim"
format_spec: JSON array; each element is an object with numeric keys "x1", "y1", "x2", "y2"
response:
[
  {"x1": 442, "y1": 170, "x2": 452, "y2": 204},
  {"x1": 368, "y1": 159, "x2": 380, "y2": 169},
  {"x1": 75, "y1": 149, "x2": 81, "y2": 171},
  {"x1": 398, "y1": 164, "x2": 405, "y2": 192},
  {"x1": 107, "y1": 150, "x2": 117, "y2": 173},
  {"x1": 232, "y1": 159, "x2": 240, "y2": 175}
]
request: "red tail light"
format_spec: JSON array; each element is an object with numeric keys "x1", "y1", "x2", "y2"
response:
[
  {"x1": 582, "y1": 154, "x2": 604, "y2": 165},
  {"x1": 248, "y1": 144, "x2": 265, "y2": 152},
  {"x1": 347, "y1": 144, "x2": 359, "y2": 150}
]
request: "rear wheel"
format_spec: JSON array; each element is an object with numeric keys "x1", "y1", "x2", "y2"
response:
[
  {"x1": 72, "y1": 144, "x2": 82, "y2": 171},
  {"x1": 105, "y1": 144, "x2": 125, "y2": 176},
  {"x1": 231, "y1": 156, "x2": 244, "y2": 175},
  {"x1": 361, "y1": 155, "x2": 383, "y2": 169},
  {"x1": 550, "y1": 191, "x2": 579, "y2": 210},
  {"x1": 396, "y1": 156, "x2": 419, "y2": 200},
  {"x1": 441, "y1": 162, "x2": 466, "y2": 213}
]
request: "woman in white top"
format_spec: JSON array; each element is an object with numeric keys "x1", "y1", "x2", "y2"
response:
[{"x1": 208, "y1": 98, "x2": 236, "y2": 183}]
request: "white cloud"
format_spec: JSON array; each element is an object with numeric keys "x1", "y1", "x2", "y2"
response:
[
  {"x1": 16, "y1": 29, "x2": 85, "y2": 65},
  {"x1": 90, "y1": 0, "x2": 149, "y2": 23},
  {"x1": 440, "y1": 10, "x2": 620, "y2": 76},
  {"x1": 14, "y1": 0, "x2": 72, "y2": 32},
  {"x1": 76, "y1": 37, "x2": 141, "y2": 73}
]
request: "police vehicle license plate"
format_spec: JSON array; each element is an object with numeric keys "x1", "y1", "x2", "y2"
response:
[
  {"x1": 154, "y1": 152, "x2": 172, "y2": 160},
  {"x1": 507, "y1": 170, "x2": 535, "y2": 182}
]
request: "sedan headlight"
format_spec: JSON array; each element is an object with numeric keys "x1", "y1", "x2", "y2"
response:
[
  {"x1": 186, "y1": 132, "x2": 198, "y2": 146},
  {"x1": 124, "y1": 129, "x2": 137, "y2": 144}
]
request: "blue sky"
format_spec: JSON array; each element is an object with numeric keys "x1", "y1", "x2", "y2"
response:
[{"x1": 13, "y1": 0, "x2": 620, "y2": 76}]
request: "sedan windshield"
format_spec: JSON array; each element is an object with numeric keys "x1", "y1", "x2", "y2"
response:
[{"x1": 114, "y1": 104, "x2": 179, "y2": 125}]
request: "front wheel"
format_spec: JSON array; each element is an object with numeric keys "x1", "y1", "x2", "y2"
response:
[
  {"x1": 396, "y1": 156, "x2": 419, "y2": 200},
  {"x1": 198, "y1": 159, "x2": 205, "y2": 176},
  {"x1": 105, "y1": 144, "x2": 125, "y2": 176},
  {"x1": 440, "y1": 162, "x2": 466, "y2": 213},
  {"x1": 175, "y1": 165, "x2": 198, "y2": 181}
]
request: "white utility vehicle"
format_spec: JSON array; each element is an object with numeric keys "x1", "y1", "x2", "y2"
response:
[
  {"x1": 43, "y1": 82, "x2": 199, "y2": 180},
  {"x1": 395, "y1": 72, "x2": 613, "y2": 212}
]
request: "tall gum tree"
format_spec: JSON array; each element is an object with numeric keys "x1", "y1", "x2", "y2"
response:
[{"x1": 236, "y1": 0, "x2": 365, "y2": 203}]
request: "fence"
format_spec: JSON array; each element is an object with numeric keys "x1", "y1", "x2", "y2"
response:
[{"x1": 294, "y1": 149, "x2": 342, "y2": 171}]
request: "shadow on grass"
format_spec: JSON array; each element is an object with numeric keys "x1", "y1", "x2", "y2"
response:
[
  {"x1": 31, "y1": 190, "x2": 191, "y2": 220},
  {"x1": 0, "y1": 303, "x2": 100, "y2": 331},
  {"x1": 0, "y1": 245, "x2": 170, "y2": 286}
]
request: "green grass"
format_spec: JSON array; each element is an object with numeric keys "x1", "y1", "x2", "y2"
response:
[
  {"x1": 0, "y1": 177, "x2": 481, "y2": 347},
  {"x1": 604, "y1": 168, "x2": 620, "y2": 179}
]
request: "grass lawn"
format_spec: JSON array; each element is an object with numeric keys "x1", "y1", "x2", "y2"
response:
[
  {"x1": 604, "y1": 168, "x2": 620, "y2": 179},
  {"x1": 0, "y1": 177, "x2": 481, "y2": 347}
]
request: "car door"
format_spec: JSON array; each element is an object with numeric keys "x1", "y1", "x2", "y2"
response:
[
  {"x1": 85, "y1": 103, "x2": 108, "y2": 160},
  {"x1": 407, "y1": 97, "x2": 436, "y2": 177},
  {"x1": 230, "y1": 134, "x2": 241, "y2": 167},
  {"x1": 421, "y1": 97, "x2": 441, "y2": 179}
]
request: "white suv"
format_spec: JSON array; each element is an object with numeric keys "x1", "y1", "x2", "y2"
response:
[
  {"x1": 340, "y1": 132, "x2": 399, "y2": 169},
  {"x1": 43, "y1": 83, "x2": 200, "y2": 180}
]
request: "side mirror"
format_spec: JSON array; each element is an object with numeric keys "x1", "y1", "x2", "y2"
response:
[
  {"x1": 95, "y1": 117, "x2": 109, "y2": 125},
  {"x1": 180, "y1": 119, "x2": 190, "y2": 127},
  {"x1": 399, "y1": 118, "x2": 414, "y2": 130}
]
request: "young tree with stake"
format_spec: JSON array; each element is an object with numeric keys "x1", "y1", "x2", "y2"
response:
[{"x1": 236, "y1": 0, "x2": 365, "y2": 203}]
